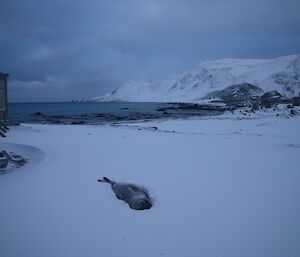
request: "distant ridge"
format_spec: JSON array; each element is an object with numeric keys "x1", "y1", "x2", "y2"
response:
[{"x1": 91, "y1": 54, "x2": 300, "y2": 103}]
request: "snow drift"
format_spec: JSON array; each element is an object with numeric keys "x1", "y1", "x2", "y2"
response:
[{"x1": 93, "y1": 54, "x2": 300, "y2": 103}]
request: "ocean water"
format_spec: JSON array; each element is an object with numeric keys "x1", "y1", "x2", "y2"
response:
[{"x1": 8, "y1": 102, "x2": 223, "y2": 124}]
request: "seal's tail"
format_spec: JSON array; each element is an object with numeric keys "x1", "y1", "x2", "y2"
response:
[{"x1": 97, "y1": 177, "x2": 114, "y2": 185}]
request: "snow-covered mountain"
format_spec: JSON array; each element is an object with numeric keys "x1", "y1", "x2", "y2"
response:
[{"x1": 93, "y1": 54, "x2": 300, "y2": 103}]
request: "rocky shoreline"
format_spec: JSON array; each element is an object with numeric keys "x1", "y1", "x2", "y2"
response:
[
  {"x1": 8, "y1": 86, "x2": 300, "y2": 125},
  {"x1": 10, "y1": 103, "x2": 224, "y2": 125}
]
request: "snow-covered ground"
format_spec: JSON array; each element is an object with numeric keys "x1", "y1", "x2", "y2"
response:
[{"x1": 0, "y1": 113, "x2": 300, "y2": 257}]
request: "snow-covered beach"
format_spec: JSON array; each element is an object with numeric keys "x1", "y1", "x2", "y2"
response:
[
  {"x1": 1, "y1": 111, "x2": 300, "y2": 257},
  {"x1": 2, "y1": 0, "x2": 300, "y2": 253}
]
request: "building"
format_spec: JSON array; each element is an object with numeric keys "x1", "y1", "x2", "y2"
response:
[{"x1": 0, "y1": 73, "x2": 9, "y2": 121}]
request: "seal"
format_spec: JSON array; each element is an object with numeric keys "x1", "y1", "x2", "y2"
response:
[{"x1": 98, "y1": 177, "x2": 153, "y2": 210}]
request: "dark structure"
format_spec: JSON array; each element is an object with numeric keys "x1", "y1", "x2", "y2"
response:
[{"x1": 0, "y1": 73, "x2": 9, "y2": 121}]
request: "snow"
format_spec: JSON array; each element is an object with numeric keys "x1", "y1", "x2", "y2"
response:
[
  {"x1": 0, "y1": 114, "x2": 300, "y2": 257},
  {"x1": 94, "y1": 54, "x2": 300, "y2": 102}
]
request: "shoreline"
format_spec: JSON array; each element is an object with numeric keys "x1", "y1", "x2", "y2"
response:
[{"x1": 8, "y1": 102, "x2": 300, "y2": 127}]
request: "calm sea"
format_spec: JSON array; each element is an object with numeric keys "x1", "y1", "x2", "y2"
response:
[{"x1": 8, "y1": 102, "x2": 222, "y2": 124}]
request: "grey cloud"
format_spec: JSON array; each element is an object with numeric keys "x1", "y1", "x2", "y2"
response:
[{"x1": 0, "y1": 0, "x2": 299, "y2": 102}]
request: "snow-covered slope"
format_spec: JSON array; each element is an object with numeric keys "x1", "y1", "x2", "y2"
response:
[{"x1": 95, "y1": 54, "x2": 300, "y2": 102}]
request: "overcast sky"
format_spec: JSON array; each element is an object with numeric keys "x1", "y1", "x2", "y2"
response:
[{"x1": 1, "y1": 0, "x2": 300, "y2": 102}]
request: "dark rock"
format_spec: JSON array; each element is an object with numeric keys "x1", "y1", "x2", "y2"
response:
[
  {"x1": 292, "y1": 97, "x2": 300, "y2": 106},
  {"x1": 71, "y1": 121, "x2": 86, "y2": 125},
  {"x1": 0, "y1": 151, "x2": 27, "y2": 170},
  {"x1": 49, "y1": 115, "x2": 65, "y2": 119},
  {"x1": 32, "y1": 112, "x2": 44, "y2": 116},
  {"x1": 287, "y1": 105, "x2": 294, "y2": 108},
  {"x1": 203, "y1": 83, "x2": 264, "y2": 106},
  {"x1": 120, "y1": 107, "x2": 129, "y2": 110},
  {"x1": 261, "y1": 90, "x2": 282, "y2": 99},
  {"x1": 259, "y1": 91, "x2": 282, "y2": 107},
  {"x1": 168, "y1": 103, "x2": 227, "y2": 112},
  {"x1": 7, "y1": 151, "x2": 26, "y2": 165},
  {"x1": 0, "y1": 155, "x2": 9, "y2": 169},
  {"x1": 94, "y1": 113, "x2": 104, "y2": 118},
  {"x1": 290, "y1": 110, "x2": 298, "y2": 115}
]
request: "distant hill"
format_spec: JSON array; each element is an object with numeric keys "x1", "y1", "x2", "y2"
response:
[{"x1": 91, "y1": 54, "x2": 300, "y2": 103}]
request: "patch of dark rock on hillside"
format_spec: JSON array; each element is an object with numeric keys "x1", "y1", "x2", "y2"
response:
[
  {"x1": 202, "y1": 83, "x2": 300, "y2": 110},
  {"x1": 259, "y1": 91, "x2": 283, "y2": 107},
  {"x1": 203, "y1": 83, "x2": 264, "y2": 106}
]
